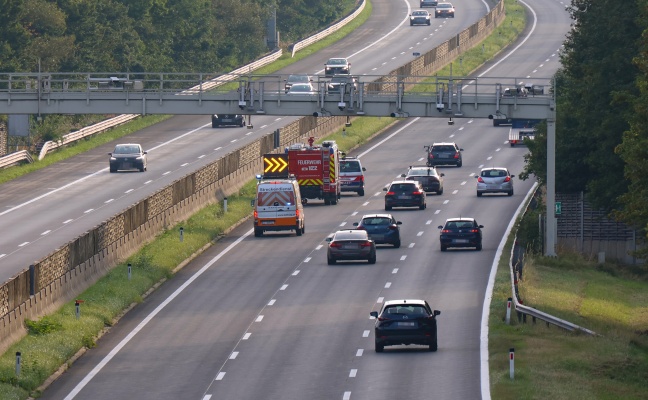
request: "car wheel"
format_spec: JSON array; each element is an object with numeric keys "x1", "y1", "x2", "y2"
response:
[
  {"x1": 296, "y1": 224, "x2": 302, "y2": 236},
  {"x1": 375, "y1": 342, "x2": 384, "y2": 353},
  {"x1": 109, "y1": 166, "x2": 116, "y2": 173},
  {"x1": 508, "y1": 190, "x2": 514, "y2": 196},
  {"x1": 427, "y1": 21, "x2": 431, "y2": 25},
  {"x1": 457, "y1": 160, "x2": 462, "y2": 167},
  {"x1": 477, "y1": 192, "x2": 483, "y2": 197},
  {"x1": 429, "y1": 332, "x2": 438, "y2": 352},
  {"x1": 139, "y1": 165, "x2": 145, "y2": 172},
  {"x1": 328, "y1": 256, "x2": 336, "y2": 265},
  {"x1": 212, "y1": 122, "x2": 219, "y2": 128},
  {"x1": 331, "y1": 196, "x2": 338, "y2": 205},
  {"x1": 385, "y1": 205, "x2": 392, "y2": 211},
  {"x1": 368, "y1": 254, "x2": 376, "y2": 264},
  {"x1": 254, "y1": 228, "x2": 263, "y2": 237},
  {"x1": 358, "y1": 189, "x2": 365, "y2": 196},
  {"x1": 393, "y1": 240, "x2": 401, "y2": 248},
  {"x1": 476, "y1": 243, "x2": 483, "y2": 251},
  {"x1": 437, "y1": 188, "x2": 443, "y2": 195},
  {"x1": 420, "y1": 203, "x2": 426, "y2": 210},
  {"x1": 410, "y1": 21, "x2": 413, "y2": 26},
  {"x1": 301, "y1": 224, "x2": 305, "y2": 234},
  {"x1": 324, "y1": 198, "x2": 331, "y2": 205},
  {"x1": 441, "y1": 244, "x2": 447, "y2": 252}
]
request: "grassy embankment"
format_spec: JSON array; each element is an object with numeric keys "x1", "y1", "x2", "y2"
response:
[{"x1": 0, "y1": 1, "x2": 535, "y2": 398}]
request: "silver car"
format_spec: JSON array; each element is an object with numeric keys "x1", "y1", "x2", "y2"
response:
[
  {"x1": 326, "y1": 230, "x2": 376, "y2": 265},
  {"x1": 475, "y1": 168, "x2": 514, "y2": 197}
]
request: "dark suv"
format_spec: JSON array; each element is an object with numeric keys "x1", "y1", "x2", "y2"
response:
[
  {"x1": 327, "y1": 75, "x2": 358, "y2": 94},
  {"x1": 383, "y1": 180, "x2": 426, "y2": 210},
  {"x1": 426, "y1": 142, "x2": 463, "y2": 167},
  {"x1": 370, "y1": 299, "x2": 441, "y2": 352},
  {"x1": 212, "y1": 114, "x2": 244, "y2": 128},
  {"x1": 402, "y1": 165, "x2": 444, "y2": 194},
  {"x1": 438, "y1": 217, "x2": 483, "y2": 251}
]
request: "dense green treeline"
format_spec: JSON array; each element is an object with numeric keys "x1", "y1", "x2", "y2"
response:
[
  {"x1": 520, "y1": 0, "x2": 648, "y2": 256},
  {"x1": 0, "y1": 0, "x2": 357, "y2": 73}
]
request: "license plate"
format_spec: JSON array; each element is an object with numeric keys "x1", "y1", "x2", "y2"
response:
[
  {"x1": 222, "y1": 119, "x2": 232, "y2": 122},
  {"x1": 371, "y1": 234, "x2": 384, "y2": 241},
  {"x1": 454, "y1": 239, "x2": 469, "y2": 243},
  {"x1": 440, "y1": 154, "x2": 450, "y2": 158},
  {"x1": 122, "y1": 162, "x2": 132, "y2": 168},
  {"x1": 262, "y1": 220, "x2": 275, "y2": 225},
  {"x1": 398, "y1": 195, "x2": 411, "y2": 199},
  {"x1": 343, "y1": 243, "x2": 359, "y2": 249},
  {"x1": 398, "y1": 322, "x2": 415, "y2": 327}
]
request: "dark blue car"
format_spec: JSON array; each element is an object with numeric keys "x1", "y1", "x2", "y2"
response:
[{"x1": 354, "y1": 214, "x2": 402, "y2": 248}]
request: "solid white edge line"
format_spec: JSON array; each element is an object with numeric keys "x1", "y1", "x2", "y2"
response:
[{"x1": 64, "y1": 229, "x2": 253, "y2": 399}]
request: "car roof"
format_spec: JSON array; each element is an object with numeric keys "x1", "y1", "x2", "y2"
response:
[
  {"x1": 481, "y1": 167, "x2": 508, "y2": 171},
  {"x1": 445, "y1": 217, "x2": 476, "y2": 222},
  {"x1": 383, "y1": 299, "x2": 427, "y2": 307},
  {"x1": 361, "y1": 213, "x2": 394, "y2": 219},
  {"x1": 333, "y1": 229, "x2": 369, "y2": 238},
  {"x1": 389, "y1": 180, "x2": 419, "y2": 185},
  {"x1": 432, "y1": 142, "x2": 457, "y2": 146},
  {"x1": 116, "y1": 143, "x2": 140, "y2": 147}
]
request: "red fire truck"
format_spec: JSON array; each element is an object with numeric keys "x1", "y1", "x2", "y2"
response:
[{"x1": 285, "y1": 138, "x2": 342, "y2": 205}]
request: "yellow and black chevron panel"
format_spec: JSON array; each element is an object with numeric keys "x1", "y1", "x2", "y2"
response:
[
  {"x1": 298, "y1": 179, "x2": 324, "y2": 186},
  {"x1": 329, "y1": 154, "x2": 336, "y2": 180}
]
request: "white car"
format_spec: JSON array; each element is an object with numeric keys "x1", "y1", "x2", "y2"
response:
[
  {"x1": 410, "y1": 10, "x2": 431, "y2": 26},
  {"x1": 324, "y1": 58, "x2": 351, "y2": 77}
]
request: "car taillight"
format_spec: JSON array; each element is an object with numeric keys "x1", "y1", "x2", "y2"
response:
[
  {"x1": 412, "y1": 191, "x2": 422, "y2": 195},
  {"x1": 429, "y1": 154, "x2": 435, "y2": 159},
  {"x1": 296, "y1": 209, "x2": 300, "y2": 217},
  {"x1": 361, "y1": 241, "x2": 372, "y2": 247},
  {"x1": 389, "y1": 225, "x2": 398, "y2": 230},
  {"x1": 378, "y1": 316, "x2": 391, "y2": 321},
  {"x1": 386, "y1": 191, "x2": 395, "y2": 195},
  {"x1": 356, "y1": 226, "x2": 366, "y2": 231},
  {"x1": 254, "y1": 211, "x2": 258, "y2": 218},
  {"x1": 329, "y1": 242, "x2": 342, "y2": 248},
  {"x1": 504, "y1": 176, "x2": 511, "y2": 182},
  {"x1": 477, "y1": 177, "x2": 484, "y2": 183},
  {"x1": 454, "y1": 152, "x2": 460, "y2": 159},
  {"x1": 441, "y1": 229, "x2": 451, "y2": 233},
  {"x1": 470, "y1": 229, "x2": 479, "y2": 233}
]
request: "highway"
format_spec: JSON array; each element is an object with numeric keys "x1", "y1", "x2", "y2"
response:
[
  {"x1": 0, "y1": 0, "x2": 486, "y2": 283},
  {"x1": 5, "y1": 0, "x2": 571, "y2": 399}
]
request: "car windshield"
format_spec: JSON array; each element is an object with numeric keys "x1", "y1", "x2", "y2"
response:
[
  {"x1": 445, "y1": 221, "x2": 474, "y2": 229},
  {"x1": 341, "y1": 161, "x2": 361, "y2": 172},
  {"x1": 412, "y1": 11, "x2": 427, "y2": 16},
  {"x1": 327, "y1": 59, "x2": 347, "y2": 65},
  {"x1": 335, "y1": 231, "x2": 367, "y2": 240},
  {"x1": 409, "y1": 168, "x2": 438, "y2": 176},
  {"x1": 362, "y1": 217, "x2": 391, "y2": 226},
  {"x1": 290, "y1": 85, "x2": 312, "y2": 92},
  {"x1": 288, "y1": 75, "x2": 309, "y2": 83},
  {"x1": 438, "y1": 3, "x2": 452, "y2": 9},
  {"x1": 384, "y1": 305, "x2": 428, "y2": 316},
  {"x1": 482, "y1": 169, "x2": 507, "y2": 177},
  {"x1": 114, "y1": 145, "x2": 139, "y2": 154},
  {"x1": 433, "y1": 145, "x2": 456, "y2": 152},
  {"x1": 389, "y1": 183, "x2": 417, "y2": 192}
]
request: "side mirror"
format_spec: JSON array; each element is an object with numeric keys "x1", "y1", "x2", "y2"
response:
[
  {"x1": 438, "y1": 225, "x2": 443, "y2": 229},
  {"x1": 400, "y1": 174, "x2": 406, "y2": 177},
  {"x1": 362, "y1": 167, "x2": 366, "y2": 171},
  {"x1": 143, "y1": 151, "x2": 148, "y2": 154},
  {"x1": 352, "y1": 222, "x2": 359, "y2": 226},
  {"x1": 511, "y1": 174, "x2": 515, "y2": 178},
  {"x1": 108, "y1": 153, "x2": 112, "y2": 156},
  {"x1": 474, "y1": 175, "x2": 479, "y2": 179},
  {"x1": 396, "y1": 221, "x2": 402, "y2": 225},
  {"x1": 440, "y1": 173, "x2": 445, "y2": 177},
  {"x1": 478, "y1": 225, "x2": 484, "y2": 228},
  {"x1": 325, "y1": 237, "x2": 332, "y2": 243},
  {"x1": 434, "y1": 310, "x2": 441, "y2": 316},
  {"x1": 383, "y1": 187, "x2": 388, "y2": 191},
  {"x1": 250, "y1": 199, "x2": 255, "y2": 207},
  {"x1": 370, "y1": 311, "x2": 378, "y2": 318}
]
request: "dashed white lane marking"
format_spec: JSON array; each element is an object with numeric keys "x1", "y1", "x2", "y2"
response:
[
  {"x1": 373, "y1": 192, "x2": 381, "y2": 197},
  {"x1": 304, "y1": 257, "x2": 311, "y2": 262},
  {"x1": 280, "y1": 284, "x2": 288, "y2": 290},
  {"x1": 292, "y1": 270, "x2": 300, "y2": 276},
  {"x1": 479, "y1": 164, "x2": 484, "y2": 168},
  {"x1": 316, "y1": 245, "x2": 323, "y2": 250},
  {"x1": 255, "y1": 316, "x2": 264, "y2": 322},
  {"x1": 125, "y1": 189, "x2": 134, "y2": 193},
  {"x1": 349, "y1": 369, "x2": 357, "y2": 378},
  {"x1": 364, "y1": 201, "x2": 371, "y2": 206},
  {"x1": 363, "y1": 330, "x2": 370, "y2": 337},
  {"x1": 198, "y1": 155, "x2": 206, "y2": 159},
  {"x1": 356, "y1": 349, "x2": 364, "y2": 357},
  {"x1": 19, "y1": 242, "x2": 29, "y2": 247},
  {"x1": 385, "y1": 282, "x2": 392, "y2": 288},
  {"x1": 496, "y1": 148, "x2": 501, "y2": 152},
  {"x1": 242, "y1": 333, "x2": 251, "y2": 340},
  {"x1": 216, "y1": 372, "x2": 226, "y2": 381},
  {"x1": 452, "y1": 190, "x2": 458, "y2": 195},
  {"x1": 458, "y1": 126, "x2": 464, "y2": 130},
  {"x1": 408, "y1": 243, "x2": 415, "y2": 248},
  {"x1": 434, "y1": 210, "x2": 441, "y2": 214},
  {"x1": 230, "y1": 139, "x2": 237, "y2": 143},
  {"x1": 469, "y1": 172, "x2": 476, "y2": 177},
  {"x1": 487, "y1": 156, "x2": 493, "y2": 160},
  {"x1": 392, "y1": 268, "x2": 398, "y2": 274},
  {"x1": 268, "y1": 299, "x2": 276, "y2": 306},
  {"x1": 0, "y1": 254, "x2": 5, "y2": 259},
  {"x1": 105, "y1": 199, "x2": 114, "y2": 203},
  {"x1": 461, "y1": 181, "x2": 467, "y2": 185},
  {"x1": 63, "y1": 219, "x2": 73, "y2": 224},
  {"x1": 229, "y1": 352, "x2": 238, "y2": 360},
  {"x1": 426, "y1": 220, "x2": 432, "y2": 225},
  {"x1": 215, "y1": 147, "x2": 222, "y2": 151},
  {"x1": 84, "y1": 209, "x2": 94, "y2": 214},
  {"x1": 400, "y1": 255, "x2": 407, "y2": 261},
  {"x1": 181, "y1": 163, "x2": 189, "y2": 167},
  {"x1": 343, "y1": 392, "x2": 352, "y2": 400},
  {"x1": 417, "y1": 231, "x2": 424, "y2": 236},
  {"x1": 203, "y1": 395, "x2": 212, "y2": 400},
  {"x1": 162, "y1": 171, "x2": 171, "y2": 176},
  {"x1": 377, "y1": 297, "x2": 384, "y2": 303},
  {"x1": 352, "y1": 211, "x2": 358, "y2": 216},
  {"x1": 340, "y1": 221, "x2": 347, "y2": 226},
  {"x1": 143, "y1": 180, "x2": 152, "y2": 185},
  {"x1": 41, "y1": 230, "x2": 51, "y2": 235},
  {"x1": 444, "y1": 200, "x2": 450, "y2": 204}
]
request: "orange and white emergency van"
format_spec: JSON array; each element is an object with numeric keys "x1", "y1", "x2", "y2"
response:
[{"x1": 253, "y1": 177, "x2": 305, "y2": 237}]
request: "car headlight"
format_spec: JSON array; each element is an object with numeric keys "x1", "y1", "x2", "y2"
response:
[
  {"x1": 110, "y1": 157, "x2": 116, "y2": 161},
  {"x1": 136, "y1": 156, "x2": 143, "y2": 160}
]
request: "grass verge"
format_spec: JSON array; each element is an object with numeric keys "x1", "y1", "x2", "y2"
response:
[{"x1": 0, "y1": 1, "x2": 537, "y2": 399}]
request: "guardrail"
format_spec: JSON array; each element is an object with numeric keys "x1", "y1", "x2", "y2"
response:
[
  {"x1": 290, "y1": 0, "x2": 366, "y2": 57},
  {"x1": 509, "y1": 183, "x2": 596, "y2": 335},
  {"x1": 0, "y1": 149, "x2": 33, "y2": 169}
]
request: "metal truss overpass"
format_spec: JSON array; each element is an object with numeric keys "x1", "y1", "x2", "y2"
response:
[{"x1": 0, "y1": 72, "x2": 554, "y2": 121}]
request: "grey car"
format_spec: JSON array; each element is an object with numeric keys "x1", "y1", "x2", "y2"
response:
[
  {"x1": 475, "y1": 167, "x2": 514, "y2": 196},
  {"x1": 284, "y1": 74, "x2": 312, "y2": 93},
  {"x1": 426, "y1": 142, "x2": 463, "y2": 167},
  {"x1": 326, "y1": 230, "x2": 376, "y2": 265},
  {"x1": 420, "y1": 0, "x2": 438, "y2": 7},
  {"x1": 410, "y1": 10, "x2": 431, "y2": 26},
  {"x1": 109, "y1": 143, "x2": 147, "y2": 172}
]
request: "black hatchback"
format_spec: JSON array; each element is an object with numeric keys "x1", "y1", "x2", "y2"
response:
[
  {"x1": 370, "y1": 299, "x2": 441, "y2": 352},
  {"x1": 438, "y1": 218, "x2": 483, "y2": 251},
  {"x1": 383, "y1": 181, "x2": 426, "y2": 210}
]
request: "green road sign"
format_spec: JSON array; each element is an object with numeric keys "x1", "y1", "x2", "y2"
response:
[{"x1": 555, "y1": 201, "x2": 562, "y2": 215}]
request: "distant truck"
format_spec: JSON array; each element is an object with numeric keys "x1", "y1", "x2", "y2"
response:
[{"x1": 509, "y1": 119, "x2": 541, "y2": 147}]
